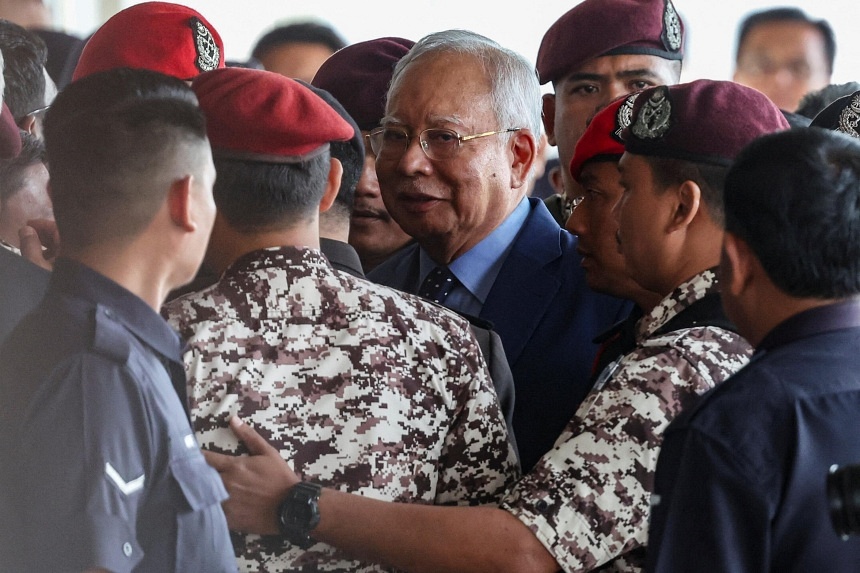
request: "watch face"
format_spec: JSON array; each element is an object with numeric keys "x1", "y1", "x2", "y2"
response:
[{"x1": 278, "y1": 482, "x2": 322, "y2": 548}]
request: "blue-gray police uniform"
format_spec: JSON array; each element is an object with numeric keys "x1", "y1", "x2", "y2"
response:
[
  {"x1": 647, "y1": 301, "x2": 860, "y2": 572},
  {"x1": 0, "y1": 259, "x2": 237, "y2": 573}
]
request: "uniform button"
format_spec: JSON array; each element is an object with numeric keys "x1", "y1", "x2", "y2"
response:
[
  {"x1": 104, "y1": 309, "x2": 114, "y2": 319},
  {"x1": 536, "y1": 500, "x2": 549, "y2": 512},
  {"x1": 123, "y1": 542, "x2": 133, "y2": 557}
]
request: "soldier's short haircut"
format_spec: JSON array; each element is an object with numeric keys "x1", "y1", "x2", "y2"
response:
[
  {"x1": 724, "y1": 128, "x2": 860, "y2": 298},
  {"x1": 212, "y1": 152, "x2": 330, "y2": 232},
  {"x1": 735, "y1": 8, "x2": 836, "y2": 74},
  {"x1": 644, "y1": 157, "x2": 728, "y2": 227},
  {"x1": 44, "y1": 67, "x2": 208, "y2": 250},
  {"x1": 0, "y1": 19, "x2": 48, "y2": 120}
]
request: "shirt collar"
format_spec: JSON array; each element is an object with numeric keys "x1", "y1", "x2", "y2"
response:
[
  {"x1": 418, "y1": 197, "x2": 530, "y2": 304},
  {"x1": 756, "y1": 298, "x2": 860, "y2": 353},
  {"x1": 637, "y1": 268, "x2": 720, "y2": 340},
  {"x1": 50, "y1": 258, "x2": 184, "y2": 363}
]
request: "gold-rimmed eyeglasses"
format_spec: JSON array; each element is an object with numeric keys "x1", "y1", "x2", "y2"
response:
[{"x1": 368, "y1": 126, "x2": 521, "y2": 161}]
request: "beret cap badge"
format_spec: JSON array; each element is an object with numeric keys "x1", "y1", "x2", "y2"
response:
[
  {"x1": 837, "y1": 94, "x2": 860, "y2": 139},
  {"x1": 191, "y1": 16, "x2": 220, "y2": 73},
  {"x1": 614, "y1": 93, "x2": 639, "y2": 141},
  {"x1": 662, "y1": 0, "x2": 682, "y2": 52},
  {"x1": 631, "y1": 86, "x2": 672, "y2": 140}
]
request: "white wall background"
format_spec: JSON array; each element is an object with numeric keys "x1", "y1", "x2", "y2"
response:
[{"x1": 50, "y1": 0, "x2": 859, "y2": 87}]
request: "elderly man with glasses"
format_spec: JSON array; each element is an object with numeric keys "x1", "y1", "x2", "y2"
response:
[{"x1": 366, "y1": 30, "x2": 630, "y2": 472}]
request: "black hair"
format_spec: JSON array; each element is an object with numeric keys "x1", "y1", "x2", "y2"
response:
[
  {"x1": 724, "y1": 128, "x2": 860, "y2": 298},
  {"x1": 0, "y1": 19, "x2": 48, "y2": 120},
  {"x1": 645, "y1": 156, "x2": 728, "y2": 226},
  {"x1": 796, "y1": 82, "x2": 860, "y2": 120},
  {"x1": 0, "y1": 132, "x2": 44, "y2": 204},
  {"x1": 736, "y1": 8, "x2": 836, "y2": 74},
  {"x1": 251, "y1": 22, "x2": 346, "y2": 61},
  {"x1": 43, "y1": 67, "x2": 208, "y2": 249},
  {"x1": 212, "y1": 152, "x2": 331, "y2": 232}
]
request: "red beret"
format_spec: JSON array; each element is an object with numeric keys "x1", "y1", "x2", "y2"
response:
[
  {"x1": 810, "y1": 91, "x2": 860, "y2": 139},
  {"x1": 622, "y1": 80, "x2": 790, "y2": 166},
  {"x1": 0, "y1": 103, "x2": 21, "y2": 159},
  {"x1": 73, "y1": 2, "x2": 224, "y2": 82},
  {"x1": 311, "y1": 37, "x2": 414, "y2": 131},
  {"x1": 537, "y1": 0, "x2": 684, "y2": 85},
  {"x1": 570, "y1": 95, "x2": 636, "y2": 182},
  {"x1": 192, "y1": 67, "x2": 355, "y2": 163}
]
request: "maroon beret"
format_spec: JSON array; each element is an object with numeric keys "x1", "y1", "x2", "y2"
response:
[
  {"x1": 73, "y1": 2, "x2": 224, "y2": 82},
  {"x1": 311, "y1": 37, "x2": 414, "y2": 131},
  {"x1": 570, "y1": 95, "x2": 636, "y2": 182},
  {"x1": 0, "y1": 103, "x2": 22, "y2": 159},
  {"x1": 622, "y1": 80, "x2": 790, "y2": 166},
  {"x1": 192, "y1": 67, "x2": 355, "y2": 163},
  {"x1": 810, "y1": 91, "x2": 860, "y2": 139},
  {"x1": 537, "y1": 0, "x2": 684, "y2": 85}
]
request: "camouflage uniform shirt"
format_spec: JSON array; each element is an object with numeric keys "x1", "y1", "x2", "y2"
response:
[
  {"x1": 163, "y1": 246, "x2": 519, "y2": 572},
  {"x1": 500, "y1": 270, "x2": 752, "y2": 573}
]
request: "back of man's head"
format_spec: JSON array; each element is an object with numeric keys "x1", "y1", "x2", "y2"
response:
[
  {"x1": 44, "y1": 67, "x2": 208, "y2": 250},
  {"x1": 390, "y1": 29, "x2": 542, "y2": 138},
  {"x1": 725, "y1": 128, "x2": 860, "y2": 299},
  {"x1": 0, "y1": 18, "x2": 47, "y2": 121},
  {"x1": 736, "y1": 7, "x2": 836, "y2": 74}
]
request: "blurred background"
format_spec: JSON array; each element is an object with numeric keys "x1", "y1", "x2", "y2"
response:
[{"x1": 40, "y1": 0, "x2": 858, "y2": 88}]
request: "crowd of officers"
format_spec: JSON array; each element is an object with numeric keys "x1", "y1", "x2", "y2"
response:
[{"x1": 0, "y1": 0, "x2": 859, "y2": 572}]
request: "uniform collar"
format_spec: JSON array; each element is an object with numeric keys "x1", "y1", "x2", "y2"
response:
[
  {"x1": 756, "y1": 298, "x2": 860, "y2": 353},
  {"x1": 637, "y1": 268, "x2": 720, "y2": 340},
  {"x1": 50, "y1": 258, "x2": 184, "y2": 363}
]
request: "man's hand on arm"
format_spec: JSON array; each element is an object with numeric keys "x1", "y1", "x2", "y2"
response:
[
  {"x1": 202, "y1": 416, "x2": 298, "y2": 535},
  {"x1": 209, "y1": 417, "x2": 560, "y2": 573}
]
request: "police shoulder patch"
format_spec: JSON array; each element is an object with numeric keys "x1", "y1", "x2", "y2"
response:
[
  {"x1": 190, "y1": 17, "x2": 220, "y2": 73},
  {"x1": 631, "y1": 87, "x2": 672, "y2": 140}
]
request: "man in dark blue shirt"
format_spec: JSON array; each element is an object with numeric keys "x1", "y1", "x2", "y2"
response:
[
  {"x1": 0, "y1": 68, "x2": 237, "y2": 572},
  {"x1": 647, "y1": 127, "x2": 860, "y2": 572}
]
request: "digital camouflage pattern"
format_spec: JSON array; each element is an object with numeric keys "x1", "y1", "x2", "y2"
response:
[
  {"x1": 501, "y1": 270, "x2": 752, "y2": 573},
  {"x1": 163, "y1": 246, "x2": 519, "y2": 572}
]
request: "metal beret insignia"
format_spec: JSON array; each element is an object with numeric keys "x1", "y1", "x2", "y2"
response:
[
  {"x1": 190, "y1": 17, "x2": 220, "y2": 73},
  {"x1": 662, "y1": 0, "x2": 682, "y2": 53},
  {"x1": 631, "y1": 86, "x2": 672, "y2": 140},
  {"x1": 614, "y1": 93, "x2": 639, "y2": 141},
  {"x1": 837, "y1": 94, "x2": 860, "y2": 139}
]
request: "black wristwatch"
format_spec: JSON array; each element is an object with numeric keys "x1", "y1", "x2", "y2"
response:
[{"x1": 277, "y1": 482, "x2": 322, "y2": 548}]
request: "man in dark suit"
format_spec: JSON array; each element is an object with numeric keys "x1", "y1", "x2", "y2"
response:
[{"x1": 367, "y1": 30, "x2": 629, "y2": 470}]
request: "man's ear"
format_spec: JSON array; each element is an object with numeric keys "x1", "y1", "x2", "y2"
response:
[
  {"x1": 721, "y1": 231, "x2": 754, "y2": 297},
  {"x1": 167, "y1": 175, "x2": 195, "y2": 232},
  {"x1": 667, "y1": 179, "x2": 701, "y2": 232},
  {"x1": 541, "y1": 93, "x2": 557, "y2": 146},
  {"x1": 319, "y1": 157, "x2": 343, "y2": 213},
  {"x1": 17, "y1": 115, "x2": 36, "y2": 135},
  {"x1": 509, "y1": 129, "x2": 536, "y2": 190}
]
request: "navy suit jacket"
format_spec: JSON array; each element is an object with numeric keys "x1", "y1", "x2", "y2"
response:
[
  {"x1": 0, "y1": 248, "x2": 50, "y2": 343},
  {"x1": 369, "y1": 198, "x2": 632, "y2": 470}
]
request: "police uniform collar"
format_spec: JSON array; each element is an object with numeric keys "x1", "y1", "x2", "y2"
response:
[
  {"x1": 49, "y1": 258, "x2": 185, "y2": 363},
  {"x1": 756, "y1": 299, "x2": 860, "y2": 354}
]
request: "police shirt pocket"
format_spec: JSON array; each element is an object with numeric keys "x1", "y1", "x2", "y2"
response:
[{"x1": 169, "y1": 442, "x2": 236, "y2": 571}]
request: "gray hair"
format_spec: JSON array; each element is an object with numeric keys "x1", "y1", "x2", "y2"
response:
[{"x1": 387, "y1": 29, "x2": 542, "y2": 138}]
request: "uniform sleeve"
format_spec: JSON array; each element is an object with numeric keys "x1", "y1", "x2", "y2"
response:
[
  {"x1": 646, "y1": 427, "x2": 771, "y2": 573},
  {"x1": 500, "y1": 347, "x2": 707, "y2": 573},
  {"x1": 16, "y1": 355, "x2": 154, "y2": 572},
  {"x1": 433, "y1": 326, "x2": 520, "y2": 506}
]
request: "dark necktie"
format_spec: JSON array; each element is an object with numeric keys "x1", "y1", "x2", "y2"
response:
[{"x1": 417, "y1": 266, "x2": 458, "y2": 304}]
